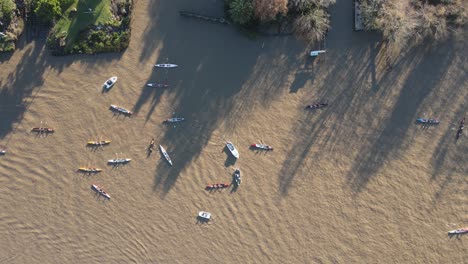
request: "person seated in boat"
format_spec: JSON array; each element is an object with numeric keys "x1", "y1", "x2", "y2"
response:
[{"x1": 107, "y1": 80, "x2": 112, "y2": 85}]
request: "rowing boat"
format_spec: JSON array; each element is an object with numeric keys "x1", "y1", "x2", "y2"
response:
[
  {"x1": 416, "y1": 118, "x2": 440, "y2": 124},
  {"x1": 110, "y1": 105, "x2": 133, "y2": 115},
  {"x1": 91, "y1": 184, "x2": 111, "y2": 199},
  {"x1": 107, "y1": 158, "x2": 131, "y2": 164},
  {"x1": 226, "y1": 141, "x2": 239, "y2": 158},
  {"x1": 147, "y1": 83, "x2": 169, "y2": 88},
  {"x1": 456, "y1": 118, "x2": 465, "y2": 139},
  {"x1": 233, "y1": 169, "x2": 241, "y2": 186},
  {"x1": 206, "y1": 183, "x2": 230, "y2": 190},
  {"x1": 103, "y1": 76, "x2": 118, "y2": 90},
  {"x1": 159, "y1": 145, "x2": 173, "y2": 166},
  {"x1": 448, "y1": 228, "x2": 468, "y2": 235},
  {"x1": 306, "y1": 103, "x2": 328, "y2": 109},
  {"x1": 164, "y1": 117, "x2": 185, "y2": 123},
  {"x1": 155, "y1": 64, "x2": 178, "y2": 68},
  {"x1": 31, "y1": 127, "x2": 54, "y2": 133},
  {"x1": 87, "y1": 140, "x2": 111, "y2": 146},
  {"x1": 251, "y1": 143, "x2": 273, "y2": 150},
  {"x1": 79, "y1": 167, "x2": 102, "y2": 173}
]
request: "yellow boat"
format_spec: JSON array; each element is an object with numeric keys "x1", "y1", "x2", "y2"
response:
[
  {"x1": 87, "y1": 140, "x2": 111, "y2": 146},
  {"x1": 78, "y1": 168, "x2": 102, "y2": 173}
]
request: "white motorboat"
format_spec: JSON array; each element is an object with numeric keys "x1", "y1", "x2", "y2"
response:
[
  {"x1": 198, "y1": 211, "x2": 211, "y2": 220},
  {"x1": 103, "y1": 76, "x2": 118, "y2": 90},
  {"x1": 159, "y1": 145, "x2": 173, "y2": 166},
  {"x1": 226, "y1": 141, "x2": 239, "y2": 158},
  {"x1": 0, "y1": 150, "x2": 6, "y2": 155},
  {"x1": 155, "y1": 64, "x2": 178, "y2": 68}
]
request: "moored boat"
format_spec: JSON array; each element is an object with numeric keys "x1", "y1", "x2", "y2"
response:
[
  {"x1": 159, "y1": 145, "x2": 173, "y2": 166},
  {"x1": 226, "y1": 141, "x2": 239, "y2": 158},
  {"x1": 0, "y1": 150, "x2": 6, "y2": 155},
  {"x1": 233, "y1": 169, "x2": 241, "y2": 186},
  {"x1": 155, "y1": 64, "x2": 178, "y2": 68},
  {"x1": 448, "y1": 228, "x2": 468, "y2": 235},
  {"x1": 147, "y1": 83, "x2": 169, "y2": 88},
  {"x1": 103, "y1": 76, "x2": 118, "y2": 90},
  {"x1": 251, "y1": 143, "x2": 273, "y2": 151},
  {"x1": 91, "y1": 184, "x2": 111, "y2": 199},
  {"x1": 110, "y1": 105, "x2": 133, "y2": 116}
]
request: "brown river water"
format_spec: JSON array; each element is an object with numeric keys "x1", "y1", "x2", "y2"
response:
[{"x1": 0, "y1": 0, "x2": 466, "y2": 263}]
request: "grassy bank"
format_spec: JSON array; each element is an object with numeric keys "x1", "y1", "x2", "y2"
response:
[{"x1": 48, "y1": 0, "x2": 132, "y2": 55}]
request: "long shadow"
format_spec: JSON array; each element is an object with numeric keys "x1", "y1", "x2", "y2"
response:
[{"x1": 345, "y1": 40, "x2": 459, "y2": 193}]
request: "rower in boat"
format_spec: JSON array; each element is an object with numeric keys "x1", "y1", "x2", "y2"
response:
[{"x1": 306, "y1": 102, "x2": 328, "y2": 109}]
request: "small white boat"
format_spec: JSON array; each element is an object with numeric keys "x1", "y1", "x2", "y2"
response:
[
  {"x1": 310, "y1": 50, "x2": 326, "y2": 57},
  {"x1": 448, "y1": 228, "x2": 468, "y2": 235},
  {"x1": 0, "y1": 150, "x2": 6, "y2": 155},
  {"x1": 92, "y1": 184, "x2": 111, "y2": 199},
  {"x1": 159, "y1": 145, "x2": 173, "y2": 166},
  {"x1": 226, "y1": 141, "x2": 239, "y2": 158},
  {"x1": 103, "y1": 76, "x2": 118, "y2": 90},
  {"x1": 110, "y1": 105, "x2": 133, "y2": 115},
  {"x1": 107, "y1": 158, "x2": 131, "y2": 164},
  {"x1": 155, "y1": 64, "x2": 178, "y2": 68},
  {"x1": 251, "y1": 143, "x2": 273, "y2": 151},
  {"x1": 147, "y1": 83, "x2": 169, "y2": 88},
  {"x1": 198, "y1": 211, "x2": 211, "y2": 220},
  {"x1": 164, "y1": 117, "x2": 185, "y2": 123}
]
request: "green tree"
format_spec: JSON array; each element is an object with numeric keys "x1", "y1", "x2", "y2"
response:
[
  {"x1": 228, "y1": 0, "x2": 254, "y2": 25},
  {"x1": 34, "y1": 0, "x2": 62, "y2": 23},
  {"x1": 0, "y1": 0, "x2": 16, "y2": 23}
]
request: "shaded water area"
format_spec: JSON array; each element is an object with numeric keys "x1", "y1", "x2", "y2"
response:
[{"x1": 0, "y1": 0, "x2": 466, "y2": 263}]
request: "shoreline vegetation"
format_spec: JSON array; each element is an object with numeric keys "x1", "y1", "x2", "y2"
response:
[
  {"x1": 358, "y1": 0, "x2": 466, "y2": 56},
  {"x1": 0, "y1": 0, "x2": 24, "y2": 52},
  {"x1": 224, "y1": 0, "x2": 335, "y2": 42}
]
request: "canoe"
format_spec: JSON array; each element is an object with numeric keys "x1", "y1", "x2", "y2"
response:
[
  {"x1": 251, "y1": 143, "x2": 273, "y2": 150},
  {"x1": 79, "y1": 167, "x2": 102, "y2": 173},
  {"x1": 103, "y1": 76, "x2": 118, "y2": 90},
  {"x1": 91, "y1": 184, "x2": 111, "y2": 199},
  {"x1": 87, "y1": 140, "x2": 111, "y2": 146},
  {"x1": 226, "y1": 141, "x2": 239, "y2": 158},
  {"x1": 147, "y1": 83, "x2": 169, "y2": 88},
  {"x1": 110, "y1": 105, "x2": 133, "y2": 115},
  {"x1": 31, "y1": 127, "x2": 54, "y2": 133},
  {"x1": 159, "y1": 145, "x2": 173, "y2": 166},
  {"x1": 155, "y1": 64, "x2": 178, "y2": 68}
]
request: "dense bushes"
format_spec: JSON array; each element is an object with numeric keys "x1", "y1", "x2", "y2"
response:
[
  {"x1": 34, "y1": 0, "x2": 62, "y2": 24},
  {"x1": 225, "y1": 0, "x2": 335, "y2": 43},
  {"x1": 70, "y1": 29, "x2": 130, "y2": 54},
  {"x1": 0, "y1": 0, "x2": 15, "y2": 24},
  {"x1": 360, "y1": 0, "x2": 467, "y2": 50}
]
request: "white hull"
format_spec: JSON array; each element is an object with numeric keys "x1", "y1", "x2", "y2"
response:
[
  {"x1": 226, "y1": 142, "x2": 239, "y2": 158},
  {"x1": 159, "y1": 145, "x2": 173, "y2": 166},
  {"x1": 155, "y1": 64, "x2": 178, "y2": 68},
  {"x1": 108, "y1": 159, "x2": 131, "y2": 164},
  {"x1": 103, "y1": 76, "x2": 118, "y2": 89},
  {"x1": 92, "y1": 185, "x2": 111, "y2": 199}
]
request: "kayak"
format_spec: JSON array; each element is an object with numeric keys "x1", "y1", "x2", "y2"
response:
[
  {"x1": 31, "y1": 127, "x2": 54, "y2": 133},
  {"x1": 226, "y1": 141, "x2": 239, "y2": 158},
  {"x1": 91, "y1": 184, "x2": 111, "y2": 199},
  {"x1": 198, "y1": 211, "x2": 211, "y2": 220},
  {"x1": 147, "y1": 83, "x2": 169, "y2": 88},
  {"x1": 155, "y1": 64, "x2": 178, "y2": 68},
  {"x1": 107, "y1": 158, "x2": 131, "y2": 164},
  {"x1": 159, "y1": 145, "x2": 173, "y2": 166},
  {"x1": 251, "y1": 143, "x2": 273, "y2": 151},
  {"x1": 103, "y1": 76, "x2": 118, "y2": 90},
  {"x1": 448, "y1": 228, "x2": 468, "y2": 235},
  {"x1": 164, "y1": 117, "x2": 185, "y2": 123},
  {"x1": 233, "y1": 169, "x2": 241, "y2": 185},
  {"x1": 110, "y1": 105, "x2": 133, "y2": 116},
  {"x1": 79, "y1": 167, "x2": 102, "y2": 173},
  {"x1": 206, "y1": 183, "x2": 230, "y2": 190},
  {"x1": 87, "y1": 140, "x2": 111, "y2": 146},
  {"x1": 417, "y1": 118, "x2": 440, "y2": 124}
]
